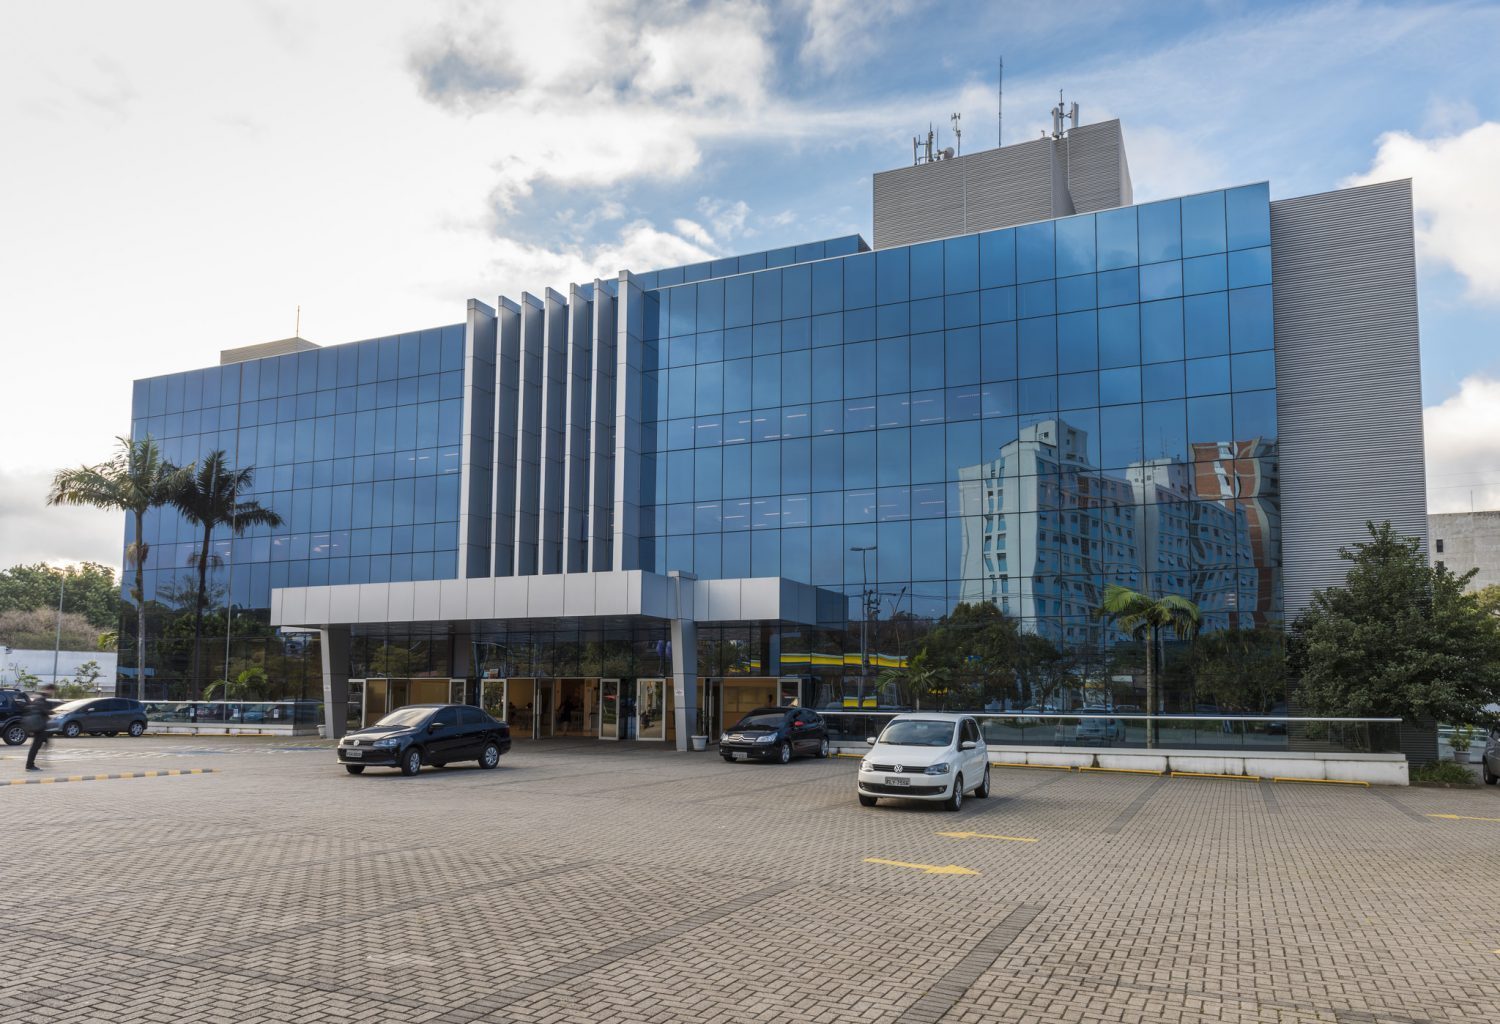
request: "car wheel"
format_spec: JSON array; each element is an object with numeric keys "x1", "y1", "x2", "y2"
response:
[
  {"x1": 975, "y1": 763, "x2": 991, "y2": 798},
  {"x1": 817, "y1": 737, "x2": 830, "y2": 758},
  {"x1": 345, "y1": 764, "x2": 365, "y2": 775},
  {"x1": 858, "y1": 794, "x2": 877, "y2": 807},
  {"x1": 778, "y1": 741, "x2": 792, "y2": 764},
  {"x1": 399, "y1": 748, "x2": 423, "y2": 776},
  {"x1": 945, "y1": 774, "x2": 964, "y2": 812},
  {"x1": 63, "y1": 722, "x2": 82, "y2": 738},
  {"x1": 4, "y1": 723, "x2": 27, "y2": 746},
  {"x1": 479, "y1": 743, "x2": 500, "y2": 769},
  {"x1": 127, "y1": 721, "x2": 146, "y2": 738}
]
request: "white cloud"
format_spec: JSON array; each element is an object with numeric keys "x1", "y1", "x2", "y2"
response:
[
  {"x1": 1344, "y1": 122, "x2": 1500, "y2": 302},
  {"x1": 1424, "y1": 375, "x2": 1500, "y2": 514},
  {"x1": 0, "y1": 469, "x2": 123, "y2": 573},
  {"x1": 796, "y1": 0, "x2": 922, "y2": 72},
  {"x1": 671, "y1": 218, "x2": 718, "y2": 250}
]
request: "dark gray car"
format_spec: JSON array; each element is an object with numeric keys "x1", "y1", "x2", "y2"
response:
[
  {"x1": 47, "y1": 697, "x2": 149, "y2": 738},
  {"x1": 1484, "y1": 726, "x2": 1499, "y2": 786}
]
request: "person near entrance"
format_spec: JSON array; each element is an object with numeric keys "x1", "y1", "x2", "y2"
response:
[
  {"x1": 558, "y1": 696, "x2": 577, "y2": 734},
  {"x1": 23, "y1": 685, "x2": 57, "y2": 772}
]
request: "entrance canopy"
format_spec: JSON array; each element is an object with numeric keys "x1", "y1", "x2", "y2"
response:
[{"x1": 269, "y1": 571, "x2": 846, "y2": 631}]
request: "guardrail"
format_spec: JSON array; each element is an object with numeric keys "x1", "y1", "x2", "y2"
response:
[
  {"x1": 143, "y1": 700, "x2": 323, "y2": 734},
  {"x1": 815, "y1": 711, "x2": 1403, "y2": 755}
]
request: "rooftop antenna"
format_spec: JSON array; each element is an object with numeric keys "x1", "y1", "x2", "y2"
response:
[
  {"x1": 1049, "y1": 90, "x2": 1081, "y2": 139},
  {"x1": 295, "y1": 304, "x2": 301, "y2": 337},
  {"x1": 997, "y1": 56, "x2": 1004, "y2": 147},
  {"x1": 951, "y1": 112, "x2": 962, "y2": 156}
]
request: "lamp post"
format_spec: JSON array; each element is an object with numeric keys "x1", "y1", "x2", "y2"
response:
[
  {"x1": 51, "y1": 570, "x2": 66, "y2": 689},
  {"x1": 849, "y1": 545, "x2": 876, "y2": 708}
]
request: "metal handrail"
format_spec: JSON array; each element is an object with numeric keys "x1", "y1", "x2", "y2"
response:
[{"x1": 816, "y1": 711, "x2": 1402, "y2": 723}]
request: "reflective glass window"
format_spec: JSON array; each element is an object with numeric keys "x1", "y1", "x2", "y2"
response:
[
  {"x1": 1099, "y1": 404, "x2": 1142, "y2": 468},
  {"x1": 1057, "y1": 311, "x2": 1098, "y2": 372},
  {"x1": 1229, "y1": 287, "x2": 1273, "y2": 352},
  {"x1": 1225, "y1": 183, "x2": 1271, "y2": 249},
  {"x1": 877, "y1": 248, "x2": 909, "y2": 304},
  {"x1": 1183, "y1": 254, "x2": 1227, "y2": 295},
  {"x1": 981, "y1": 286, "x2": 1017, "y2": 323},
  {"x1": 1140, "y1": 261, "x2": 1183, "y2": 301},
  {"x1": 945, "y1": 328, "x2": 980, "y2": 386},
  {"x1": 1186, "y1": 356, "x2": 1230, "y2": 397},
  {"x1": 1098, "y1": 306, "x2": 1140, "y2": 368},
  {"x1": 1141, "y1": 300, "x2": 1184, "y2": 363},
  {"x1": 1227, "y1": 247, "x2": 1272, "y2": 288},
  {"x1": 1018, "y1": 281, "x2": 1055, "y2": 318},
  {"x1": 1057, "y1": 274, "x2": 1096, "y2": 313},
  {"x1": 1231, "y1": 350, "x2": 1276, "y2": 391},
  {"x1": 1097, "y1": 267, "x2": 1139, "y2": 307},
  {"x1": 944, "y1": 235, "x2": 979, "y2": 293},
  {"x1": 1095, "y1": 206, "x2": 1138, "y2": 271},
  {"x1": 911, "y1": 242, "x2": 944, "y2": 299},
  {"x1": 1138, "y1": 199, "x2": 1182, "y2": 264},
  {"x1": 844, "y1": 254, "x2": 876, "y2": 310},
  {"x1": 979, "y1": 228, "x2": 1016, "y2": 287},
  {"x1": 1016, "y1": 221, "x2": 1055, "y2": 283},
  {"x1": 1099, "y1": 366, "x2": 1140, "y2": 406},
  {"x1": 1018, "y1": 317, "x2": 1056, "y2": 377},
  {"x1": 1055, "y1": 214, "x2": 1095, "y2": 277},
  {"x1": 910, "y1": 332, "x2": 945, "y2": 390},
  {"x1": 1181, "y1": 191, "x2": 1227, "y2": 257}
]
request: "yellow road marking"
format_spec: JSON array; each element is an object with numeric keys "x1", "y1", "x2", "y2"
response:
[
  {"x1": 863, "y1": 857, "x2": 979, "y2": 876},
  {"x1": 991, "y1": 761, "x2": 1072, "y2": 771},
  {"x1": 936, "y1": 831, "x2": 1038, "y2": 843},
  {"x1": 1079, "y1": 766, "x2": 1164, "y2": 775},
  {"x1": 1271, "y1": 776, "x2": 1369, "y2": 786},
  {"x1": 1427, "y1": 813, "x2": 1500, "y2": 823},
  {"x1": 5, "y1": 768, "x2": 217, "y2": 787},
  {"x1": 1170, "y1": 771, "x2": 1259, "y2": 781}
]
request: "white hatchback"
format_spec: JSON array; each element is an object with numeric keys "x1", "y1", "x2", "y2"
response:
[{"x1": 857, "y1": 713, "x2": 990, "y2": 810}]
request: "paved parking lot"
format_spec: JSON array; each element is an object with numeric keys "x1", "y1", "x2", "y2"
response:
[{"x1": 2, "y1": 735, "x2": 1499, "y2": 1024}]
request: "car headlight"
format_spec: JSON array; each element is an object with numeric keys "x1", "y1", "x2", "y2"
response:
[
  {"x1": 924, "y1": 762, "x2": 951, "y2": 775},
  {"x1": 373, "y1": 737, "x2": 403, "y2": 748},
  {"x1": 719, "y1": 732, "x2": 729, "y2": 743},
  {"x1": 756, "y1": 734, "x2": 776, "y2": 744},
  {"x1": 859, "y1": 760, "x2": 874, "y2": 772}
]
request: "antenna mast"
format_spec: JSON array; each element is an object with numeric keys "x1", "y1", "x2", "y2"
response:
[
  {"x1": 997, "y1": 56, "x2": 1004, "y2": 147},
  {"x1": 295, "y1": 304, "x2": 301, "y2": 337}
]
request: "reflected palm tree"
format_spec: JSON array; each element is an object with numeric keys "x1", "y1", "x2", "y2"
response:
[{"x1": 171, "y1": 451, "x2": 283, "y2": 696}]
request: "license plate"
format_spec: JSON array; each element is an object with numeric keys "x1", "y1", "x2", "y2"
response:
[
  {"x1": 345, "y1": 749, "x2": 363, "y2": 759},
  {"x1": 732, "y1": 752, "x2": 748, "y2": 761},
  {"x1": 884, "y1": 776, "x2": 910, "y2": 787}
]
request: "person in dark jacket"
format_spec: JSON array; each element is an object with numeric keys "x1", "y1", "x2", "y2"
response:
[{"x1": 23, "y1": 685, "x2": 57, "y2": 771}]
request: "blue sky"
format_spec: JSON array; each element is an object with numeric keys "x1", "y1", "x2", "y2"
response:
[{"x1": 1, "y1": 0, "x2": 1497, "y2": 567}]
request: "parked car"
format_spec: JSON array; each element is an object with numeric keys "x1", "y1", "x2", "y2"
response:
[
  {"x1": 337, "y1": 704, "x2": 510, "y2": 776},
  {"x1": 1483, "y1": 726, "x2": 1499, "y2": 786},
  {"x1": 857, "y1": 713, "x2": 990, "y2": 811},
  {"x1": 1058, "y1": 708, "x2": 1125, "y2": 745},
  {"x1": 719, "y1": 706, "x2": 830, "y2": 763},
  {"x1": 46, "y1": 697, "x2": 149, "y2": 738},
  {"x1": 1, "y1": 689, "x2": 33, "y2": 746}
]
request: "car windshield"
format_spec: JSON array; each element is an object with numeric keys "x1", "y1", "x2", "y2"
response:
[
  {"x1": 373, "y1": 708, "x2": 432, "y2": 729},
  {"x1": 50, "y1": 699, "x2": 92, "y2": 714},
  {"x1": 878, "y1": 720, "x2": 957, "y2": 747},
  {"x1": 733, "y1": 713, "x2": 786, "y2": 729}
]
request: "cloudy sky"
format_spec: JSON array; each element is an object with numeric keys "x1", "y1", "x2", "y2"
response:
[{"x1": 2, "y1": 0, "x2": 1498, "y2": 573}]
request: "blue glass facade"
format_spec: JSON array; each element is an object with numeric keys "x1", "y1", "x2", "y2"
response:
[
  {"x1": 637, "y1": 185, "x2": 1280, "y2": 642},
  {"x1": 123, "y1": 187, "x2": 1283, "y2": 702}
]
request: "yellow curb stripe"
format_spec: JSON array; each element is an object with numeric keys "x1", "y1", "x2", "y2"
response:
[
  {"x1": 991, "y1": 761, "x2": 1073, "y2": 771},
  {"x1": 1170, "y1": 771, "x2": 1260, "y2": 781},
  {"x1": 1426, "y1": 813, "x2": 1500, "y2": 823},
  {"x1": 1271, "y1": 776, "x2": 1369, "y2": 787},
  {"x1": 5, "y1": 768, "x2": 217, "y2": 787},
  {"x1": 1079, "y1": 766, "x2": 1165, "y2": 775}
]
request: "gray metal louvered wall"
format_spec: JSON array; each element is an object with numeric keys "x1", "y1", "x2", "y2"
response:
[
  {"x1": 1270, "y1": 179, "x2": 1427, "y2": 618},
  {"x1": 872, "y1": 120, "x2": 1131, "y2": 248}
]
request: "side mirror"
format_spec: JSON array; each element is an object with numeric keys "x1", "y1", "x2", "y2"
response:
[
  {"x1": 959, "y1": 740, "x2": 976, "y2": 751},
  {"x1": 428, "y1": 722, "x2": 441, "y2": 733},
  {"x1": 865, "y1": 736, "x2": 877, "y2": 745}
]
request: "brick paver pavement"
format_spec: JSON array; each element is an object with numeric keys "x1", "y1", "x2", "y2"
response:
[{"x1": 2, "y1": 736, "x2": 1498, "y2": 1023}]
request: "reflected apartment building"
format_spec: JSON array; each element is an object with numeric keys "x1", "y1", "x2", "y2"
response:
[{"x1": 122, "y1": 109, "x2": 1427, "y2": 744}]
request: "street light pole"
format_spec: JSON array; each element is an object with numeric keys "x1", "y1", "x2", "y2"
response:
[
  {"x1": 51, "y1": 570, "x2": 66, "y2": 689},
  {"x1": 849, "y1": 545, "x2": 876, "y2": 708}
]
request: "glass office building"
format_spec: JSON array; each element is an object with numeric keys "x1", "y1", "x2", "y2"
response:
[{"x1": 122, "y1": 118, "x2": 1426, "y2": 744}]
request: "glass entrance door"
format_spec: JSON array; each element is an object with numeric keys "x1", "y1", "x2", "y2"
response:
[
  {"x1": 599, "y1": 678, "x2": 621, "y2": 739},
  {"x1": 480, "y1": 680, "x2": 507, "y2": 723},
  {"x1": 637, "y1": 678, "x2": 666, "y2": 742},
  {"x1": 536, "y1": 679, "x2": 556, "y2": 738}
]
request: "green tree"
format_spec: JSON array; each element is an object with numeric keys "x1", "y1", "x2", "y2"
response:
[
  {"x1": 48, "y1": 437, "x2": 186, "y2": 700},
  {"x1": 911, "y1": 601, "x2": 1023, "y2": 706},
  {"x1": 0, "y1": 562, "x2": 122, "y2": 629},
  {"x1": 1098, "y1": 584, "x2": 1201, "y2": 747},
  {"x1": 169, "y1": 451, "x2": 283, "y2": 697},
  {"x1": 0, "y1": 608, "x2": 99, "y2": 651},
  {"x1": 1293, "y1": 521, "x2": 1500, "y2": 726},
  {"x1": 203, "y1": 665, "x2": 270, "y2": 701}
]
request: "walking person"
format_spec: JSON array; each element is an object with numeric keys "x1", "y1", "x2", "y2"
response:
[{"x1": 23, "y1": 684, "x2": 57, "y2": 772}]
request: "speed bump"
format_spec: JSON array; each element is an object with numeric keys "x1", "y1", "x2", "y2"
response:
[{"x1": 7, "y1": 768, "x2": 217, "y2": 786}]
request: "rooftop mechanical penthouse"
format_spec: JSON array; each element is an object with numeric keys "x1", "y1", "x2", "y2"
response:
[{"x1": 125, "y1": 110, "x2": 1425, "y2": 748}]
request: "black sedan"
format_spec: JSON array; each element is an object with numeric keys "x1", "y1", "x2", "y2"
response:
[
  {"x1": 337, "y1": 704, "x2": 510, "y2": 776},
  {"x1": 719, "y1": 707, "x2": 830, "y2": 764}
]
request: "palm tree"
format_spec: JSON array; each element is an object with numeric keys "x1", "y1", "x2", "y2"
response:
[
  {"x1": 48, "y1": 436, "x2": 186, "y2": 701},
  {"x1": 170, "y1": 451, "x2": 283, "y2": 696},
  {"x1": 1097, "y1": 584, "x2": 1201, "y2": 748}
]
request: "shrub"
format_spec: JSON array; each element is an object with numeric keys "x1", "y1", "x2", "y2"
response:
[{"x1": 1409, "y1": 761, "x2": 1477, "y2": 786}]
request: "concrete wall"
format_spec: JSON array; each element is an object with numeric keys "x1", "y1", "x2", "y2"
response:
[{"x1": 1429, "y1": 510, "x2": 1500, "y2": 591}]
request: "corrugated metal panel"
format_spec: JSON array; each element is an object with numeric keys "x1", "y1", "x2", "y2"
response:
[
  {"x1": 561, "y1": 284, "x2": 594, "y2": 574},
  {"x1": 458, "y1": 300, "x2": 496, "y2": 578},
  {"x1": 588, "y1": 282, "x2": 617, "y2": 571},
  {"x1": 612, "y1": 272, "x2": 645, "y2": 570},
  {"x1": 965, "y1": 138, "x2": 1059, "y2": 232},
  {"x1": 511, "y1": 293, "x2": 545, "y2": 576},
  {"x1": 872, "y1": 158, "x2": 966, "y2": 248},
  {"x1": 1065, "y1": 121, "x2": 1128, "y2": 213},
  {"x1": 1271, "y1": 179, "x2": 1427, "y2": 618},
  {"x1": 490, "y1": 298, "x2": 520, "y2": 577},
  {"x1": 537, "y1": 288, "x2": 569, "y2": 574}
]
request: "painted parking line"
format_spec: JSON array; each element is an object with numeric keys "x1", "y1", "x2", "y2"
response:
[
  {"x1": 936, "y1": 831, "x2": 1038, "y2": 843},
  {"x1": 863, "y1": 857, "x2": 979, "y2": 876},
  {"x1": 6, "y1": 768, "x2": 217, "y2": 787},
  {"x1": 1427, "y1": 813, "x2": 1500, "y2": 824}
]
